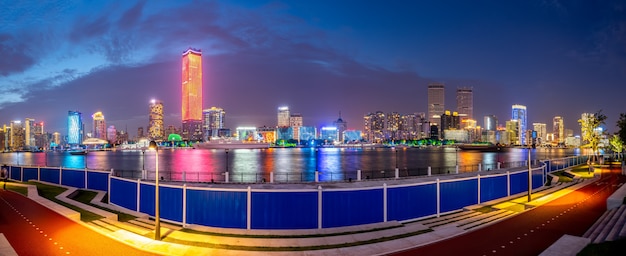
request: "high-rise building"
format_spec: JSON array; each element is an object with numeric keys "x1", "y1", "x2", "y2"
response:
[
  {"x1": 401, "y1": 114, "x2": 419, "y2": 140},
  {"x1": 553, "y1": 116, "x2": 564, "y2": 144},
  {"x1": 364, "y1": 111, "x2": 385, "y2": 143},
  {"x1": 277, "y1": 106, "x2": 290, "y2": 127},
  {"x1": 386, "y1": 112, "x2": 401, "y2": 140},
  {"x1": 10, "y1": 120, "x2": 24, "y2": 151},
  {"x1": 533, "y1": 123, "x2": 547, "y2": 145},
  {"x1": 456, "y1": 87, "x2": 473, "y2": 123},
  {"x1": 24, "y1": 118, "x2": 36, "y2": 147},
  {"x1": 52, "y1": 132, "x2": 61, "y2": 146},
  {"x1": 203, "y1": 107, "x2": 226, "y2": 139},
  {"x1": 137, "y1": 127, "x2": 144, "y2": 139},
  {"x1": 92, "y1": 111, "x2": 106, "y2": 140},
  {"x1": 107, "y1": 126, "x2": 117, "y2": 144},
  {"x1": 440, "y1": 110, "x2": 460, "y2": 136},
  {"x1": 290, "y1": 113, "x2": 303, "y2": 141},
  {"x1": 181, "y1": 48, "x2": 203, "y2": 141},
  {"x1": 427, "y1": 83, "x2": 445, "y2": 127},
  {"x1": 67, "y1": 111, "x2": 83, "y2": 145},
  {"x1": 149, "y1": 100, "x2": 164, "y2": 141},
  {"x1": 505, "y1": 120, "x2": 519, "y2": 145},
  {"x1": 484, "y1": 115, "x2": 497, "y2": 131},
  {"x1": 511, "y1": 104, "x2": 527, "y2": 145}
]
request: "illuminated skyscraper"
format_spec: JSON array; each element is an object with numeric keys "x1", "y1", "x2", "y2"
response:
[
  {"x1": 277, "y1": 106, "x2": 290, "y2": 127},
  {"x1": 181, "y1": 48, "x2": 203, "y2": 141},
  {"x1": 456, "y1": 87, "x2": 473, "y2": 123},
  {"x1": 107, "y1": 126, "x2": 117, "y2": 144},
  {"x1": 553, "y1": 116, "x2": 564, "y2": 144},
  {"x1": 387, "y1": 112, "x2": 401, "y2": 140},
  {"x1": 10, "y1": 120, "x2": 24, "y2": 151},
  {"x1": 92, "y1": 111, "x2": 106, "y2": 140},
  {"x1": 24, "y1": 118, "x2": 35, "y2": 147},
  {"x1": 428, "y1": 83, "x2": 445, "y2": 127},
  {"x1": 149, "y1": 100, "x2": 164, "y2": 141},
  {"x1": 364, "y1": 111, "x2": 385, "y2": 143},
  {"x1": 484, "y1": 115, "x2": 497, "y2": 131},
  {"x1": 511, "y1": 105, "x2": 527, "y2": 145},
  {"x1": 333, "y1": 113, "x2": 347, "y2": 142},
  {"x1": 203, "y1": 107, "x2": 226, "y2": 139},
  {"x1": 533, "y1": 123, "x2": 547, "y2": 145},
  {"x1": 290, "y1": 113, "x2": 303, "y2": 141},
  {"x1": 67, "y1": 111, "x2": 83, "y2": 145}
]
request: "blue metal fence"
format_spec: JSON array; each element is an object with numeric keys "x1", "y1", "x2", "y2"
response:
[
  {"x1": 61, "y1": 169, "x2": 85, "y2": 188},
  {"x1": 388, "y1": 183, "x2": 437, "y2": 221},
  {"x1": 186, "y1": 190, "x2": 247, "y2": 229},
  {"x1": 322, "y1": 189, "x2": 384, "y2": 228},
  {"x1": 480, "y1": 175, "x2": 508, "y2": 203},
  {"x1": 251, "y1": 191, "x2": 318, "y2": 229}
]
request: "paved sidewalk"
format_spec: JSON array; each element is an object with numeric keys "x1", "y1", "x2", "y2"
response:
[{"x1": 2, "y1": 171, "x2": 599, "y2": 255}]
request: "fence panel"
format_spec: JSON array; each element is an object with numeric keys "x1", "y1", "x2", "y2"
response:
[
  {"x1": 23, "y1": 168, "x2": 38, "y2": 182},
  {"x1": 9, "y1": 166, "x2": 21, "y2": 181},
  {"x1": 251, "y1": 191, "x2": 318, "y2": 229},
  {"x1": 61, "y1": 169, "x2": 85, "y2": 188},
  {"x1": 87, "y1": 171, "x2": 109, "y2": 191},
  {"x1": 322, "y1": 189, "x2": 384, "y2": 228},
  {"x1": 480, "y1": 175, "x2": 507, "y2": 203},
  {"x1": 186, "y1": 190, "x2": 247, "y2": 229},
  {"x1": 110, "y1": 178, "x2": 138, "y2": 211},
  {"x1": 388, "y1": 184, "x2": 437, "y2": 221},
  {"x1": 510, "y1": 171, "x2": 529, "y2": 195},
  {"x1": 440, "y1": 179, "x2": 478, "y2": 213}
]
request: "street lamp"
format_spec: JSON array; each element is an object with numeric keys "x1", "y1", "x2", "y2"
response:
[
  {"x1": 225, "y1": 149, "x2": 229, "y2": 172},
  {"x1": 528, "y1": 146, "x2": 533, "y2": 202},
  {"x1": 148, "y1": 140, "x2": 161, "y2": 240},
  {"x1": 395, "y1": 149, "x2": 398, "y2": 169}
]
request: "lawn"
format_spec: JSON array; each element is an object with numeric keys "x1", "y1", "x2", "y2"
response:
[
  {"x1": 26, "y1": 181, "x2": 104, "y2": 222},
  {"x1": 570, "y1": 165, "x2": 596, "y2": 178}
]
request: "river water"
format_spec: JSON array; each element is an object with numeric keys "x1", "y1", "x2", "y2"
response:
[{"x1": 1, "y1": 147, "x2": 585, "y2": 182}]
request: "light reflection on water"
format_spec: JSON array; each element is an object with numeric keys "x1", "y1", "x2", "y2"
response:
[{"x1": 0, "y1": 147, "x2": 584, "y2": 182}]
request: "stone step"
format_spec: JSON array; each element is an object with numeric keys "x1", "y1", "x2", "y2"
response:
[
  {"x1": 418, "y1": 210, "x2": 480, "y2": 227},
  {"x1": 583, "y1": 210, "x2": 612, "y2": 238},
  {"x1": 463, "y1": 211, "x2": 517, "y2": 231},
  {"x1": 91, "y1": 220, "x2": 121, "y2": 232},
  {"x1": 588, "y1": 208, "x2": 617, "y2": 243},
  {"x1": 132, "y1": 218, "x2": 182, "y2": 231},
  {"x1": 99, "y1": 218, "x2": 153, "y2": 236},
  {"x1": 605, "y1": 205, "x2": 626, "y2": 242},
  {"x1": 456, "y1": 210, "x2": 511, "y2": 228}
]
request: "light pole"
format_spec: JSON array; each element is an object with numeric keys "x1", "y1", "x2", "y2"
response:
[
  {"x1": 395, "y1": 149, "x2": 398, "y2": 169},
  {"x1": 149, "y1": 141, "x2": 160, "y2": 240},
  {"x1": 528, "y1": 146, "x2": 533, "y2": 202}
]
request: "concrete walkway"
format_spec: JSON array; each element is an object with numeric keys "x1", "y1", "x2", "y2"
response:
[{"x1": 2, "y1": 169, "x2": 601, "y2": 255}]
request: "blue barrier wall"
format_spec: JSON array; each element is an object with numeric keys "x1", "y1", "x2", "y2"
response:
[
  {"x1": 251, "y1": 191, "x2": 318, "y2": 229},
  {"x1": 161, "y1": 187, "x2": 184, "y2": 223},
  {"x1": 440, "y1": 179, "x2": 478, "y2": 213},
  {"x1": 186, "y1": 190, "x2": 247, "y2": 228},
  {"x1": 388, "y1": 184, "x2": 437, "y2": 221},
  {"x1": 110, "y1": 178, "x2": 138, "y2": 211},
  {"x1": 322, "y1": 189, "x2": 383, "y2": 228},
  {"x1": 40, "y1": 168, "x2": 60, "y2": 184},
  {"x1": 533, "y1": 172, "x2": 543, "y2": 189},
  {"x1": 480, "y1": 175, "x2": 507, "y2": 203},
  {"x1": 509, "y1": 171, "x2": 528, "y2": 195},
  {"x1": 87, "y1": 171, "x2": 109, "y2": 191},
  {"x1": 10, "y1": 167, "x2": 21, "y2": 181},
  {"x1": 139, "y1": 184, "x2": 155, "y2": 216},
  {"x1": 61, "y1": 169, "x2": 85, "y2": 188},
  {"x1": 23, "y1": 168, "x2": 38, "y2": 182}
]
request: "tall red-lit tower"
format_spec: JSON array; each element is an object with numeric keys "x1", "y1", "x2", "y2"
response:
[{"x1": 181, "y1": 48, "x2": 203, "y2": 141}]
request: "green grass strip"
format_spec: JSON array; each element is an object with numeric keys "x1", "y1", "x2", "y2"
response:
[
  {"x1": 4, "y1": 182, "x2": 28, "y2": 196},
  {"x1": 162, "y1": 228, "x2": 433, "y2": 251},
  {"x1": 69, "y1": 190, "x2": 137, "y2": 222},
  {"x1": 26, "y1": 182, "x2": 104, "y2": 222}
]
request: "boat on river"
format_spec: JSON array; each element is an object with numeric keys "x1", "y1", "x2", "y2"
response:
[
  {"x1": 193, "y1": 139, "x2": 270, "y2": 149},
  {"x1": 457, "y1": 143, "x2": 504, "y2": 152},
  {"x1": 69, "y1": 150, "x2": 88, "y2": 155}
]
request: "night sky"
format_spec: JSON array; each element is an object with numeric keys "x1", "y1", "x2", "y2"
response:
[{"x1": 1, "y1": 0, "x2": 625, "y2": 137}]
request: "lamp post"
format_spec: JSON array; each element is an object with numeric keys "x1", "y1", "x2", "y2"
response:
[
  {"x1": 395, "y1": 149, "x2": 398, "y2": 169},
  {"x1": 148, "y1": 141, "x2": 160, "y2": 240},
  {"x1": 528, "y1": 146, "x2": 533, "y2": 202}
]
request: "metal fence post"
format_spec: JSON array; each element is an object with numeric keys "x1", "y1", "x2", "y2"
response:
[
  {"x1": 428, "y1": 166, "x2": 432, "y2": 176},
  {"x1": 357, "y1": 170, "x2": 362, "y2": 181}
]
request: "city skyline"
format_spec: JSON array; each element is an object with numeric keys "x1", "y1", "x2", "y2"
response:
[{"x1": 1, "y1": 1, "x2": 625, "y2": 136}]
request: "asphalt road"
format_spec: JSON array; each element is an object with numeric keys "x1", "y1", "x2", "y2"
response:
[
  {"x1": 0, "y1": 189, "x2": 157, "y2": 256},
  {"x1": 393, "y1": 167, "x2": 625, "y2": 256}
]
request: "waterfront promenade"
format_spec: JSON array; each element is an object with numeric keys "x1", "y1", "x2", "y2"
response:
[{"x1": 1, "y1": 160, "x2": 624, "y2": 255}]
